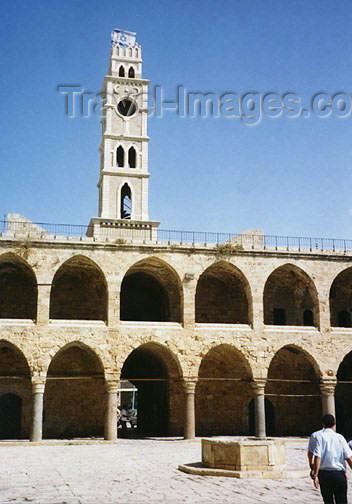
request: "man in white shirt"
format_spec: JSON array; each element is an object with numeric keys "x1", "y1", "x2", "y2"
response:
[
  {"x1": 311, "y1": 414, "x2": 352, "y2": 503},
  {"x1": 308, "y1": 427, "x2": 324, "y2": 475}
]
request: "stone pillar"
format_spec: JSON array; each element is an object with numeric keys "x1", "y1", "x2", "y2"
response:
[
  {"x1": 106, "y1": 280, "x2": 120, "y2": 328},
  {"x1": 251, "y1": 291, "x2": 264, "y2": 332},
  {"x1": 105, "y1": 381, "x2": 119, "y2": 441},
  {"x1": 183, "y1": 380, "x2": 197, "y2": 439},
  {"x1": 320, "y1": 381, "x2": 336, "y2": 422},
  {"x1": 183, "y1": 282, "x2": 196, "y2": 329},
  {"x1": 36, "y1": 284, "x2": 51, "y2": 324},
  {"x1": 30, "y1": 380, "x2": 45, "y2": 442},
  {"x1": 251, "y1": 381, "x2": 266, "y2": 439},
  {"x1": 318, "y1": 298, "x2": 331, "y2": 334}
]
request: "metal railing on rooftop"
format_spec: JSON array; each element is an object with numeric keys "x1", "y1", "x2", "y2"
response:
[
  {"x1": 0, "y1": 220, "x2": 88, "y2": 237},
  {"x1": 1, "y1": 219, "x2": 352, "y2": 254},
  {"x1": 157, "y1": 230, "x2": 352, "y2": 253}
]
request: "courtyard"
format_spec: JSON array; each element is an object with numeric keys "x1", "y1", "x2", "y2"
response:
[{"x1": 0, "y1": 438, "x2": 339, "y2": 503}]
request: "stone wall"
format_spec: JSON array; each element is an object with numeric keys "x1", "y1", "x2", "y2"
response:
[
  {"x1": 50, "y1": 257, "x2": 107, "y2": 321},
  {"x1": 330, "y1": 268, "x2": 352, "y2": 327},
  {"x1": 196, "y1": 344, "x2": 253, "y2": 435},
  {"x1": 44, "y1": 379, "x2": 105, "y2": 438},
  {"x1": 120, "y1": 257, "x2": 182, "y2": 322},
  {"x1": 0, "y1": 341, "x2": 32, "y2": 438},
  {"x1": 0, "y1": 255, "x2": 37, "y2": 319},
  {"x1": 195, "y1": 263, "x2": 249, "y2": 324},
  {"x1": 336, "y1": 352, "x2": 352, "y2": 436},
  {"x1": 0, "y1": 381, "x2": 32, "y2": 438},
  {"x1": 263, "y1": 265, "x2": 318, "y2": 326},
  {"x1": 1, "y1": 236, "x2": 352, "y2": 438},
  {"x1": 43, "y1": 345, "x2": 105, "y2": 438},
  {"x1": 266, "y1": 346, "x2": 322, "y2": 435}
]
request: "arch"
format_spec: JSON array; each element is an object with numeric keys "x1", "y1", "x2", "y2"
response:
[
  {"x1": 118, "y1": 65, "x2": 125, "y2": 77},
  {"x1": 50, "y1": 256, "x2": 107, "y2": 321},
  {"x1": 196, "y1": 344, "x2": 253, "y2": 436},
  {"x1": 330, "y1": 267, "x2": 352, "y2": 327},
  {"x1": 116, "y1": 145, "x2": 124, "y2": 167},
  {"x1": 263, "y1": 264, "x2": 319, "y2": 327},
  {"x1": 44, "y1": 342, "x2": 105, "y2": 439},
  {"x1": 0, "y1": 340, "x2": 31, "y2": 376},
  {"x1": 195, "y1": 261, "x2": 251, "y2": 324},
  {"x1": 120, "y1": 342, "x2": 183, "y2": 436},
  {"x1": 120, "y1": 183, "x2": 132, "y2": 219},
  {"x1": 303, "y1": 309, "x2": 314, "y2": 326},
  {"x1": 47, "y1": 341, "x2": 106, "y2": 375},
  {"x1": 128, "y1": 146, "x2": 136, "y2": 168},
  {"x1": 128, "y1": 66, "x2": 135, "y2": 78},
  {"x1": 0, "y1": 394, "x2": 22, "y2": 439},
  {"x1": 0, "y1": 340, "x2": 31, "y2": 439},
  {"x1": 0, "y1": 253, "x2": 37, "y2": 320},
  {"x1": 336, "y1": 351, "x2": 352, "y2": 435},
  {"x1": 266, "y1": 345, "x2": 322, "y2": 436},
  {"x1": 120, "y1": 257, "x2": 183, "y2": 322}
]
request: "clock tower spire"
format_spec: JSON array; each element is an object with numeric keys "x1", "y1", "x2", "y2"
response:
[{"x1": 88, "y1": 30, "x2": 159, "y2": 241}]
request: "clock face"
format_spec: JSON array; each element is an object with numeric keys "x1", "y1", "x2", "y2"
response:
[{"x1": 117, "y1": 98, "x2": 137, "y2": 117}]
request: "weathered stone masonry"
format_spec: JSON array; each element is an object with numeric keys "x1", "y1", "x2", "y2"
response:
[{"x1": 0, "y1": 238, "x2": 352, "y2": 440}]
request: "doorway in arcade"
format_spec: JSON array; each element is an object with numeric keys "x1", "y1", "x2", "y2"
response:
[{"x1": 121, "y1": 343, "x2": 183, "y2": 436}]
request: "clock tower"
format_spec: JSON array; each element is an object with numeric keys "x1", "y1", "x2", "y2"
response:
[{"x1": 88, "y1": 30, "x2": 159, "y2": 240}]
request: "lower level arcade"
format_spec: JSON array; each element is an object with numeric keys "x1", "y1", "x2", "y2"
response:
[{"x1": 0, "y1": 339, "x2": 348, "y2": 441}]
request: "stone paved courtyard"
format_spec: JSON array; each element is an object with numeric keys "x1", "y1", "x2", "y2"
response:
[{"x1": 0, "y1": 438, "x2": 348, "y2": 503}]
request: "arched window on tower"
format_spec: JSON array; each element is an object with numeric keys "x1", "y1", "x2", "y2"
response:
[
  {"x1": 120, "y1": 183, "x2": 132, "y2": 219},
  {"x1": 128, "y1": 147, "x2": 136, "y2": 168},
  {"x1": 119, "y1": 65, "x2": 125, "y2": 77},
  {"x1": 128, "y1": 66, "x2": 135, "y2": 78},
  {"x1": 116, "y1": 146, "x2": 124, "y2": 167}
]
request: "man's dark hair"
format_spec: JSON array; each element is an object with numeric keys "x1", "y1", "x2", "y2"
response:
[{"x1": 322, "y1": 414, "x2": 336, "y2": 428}]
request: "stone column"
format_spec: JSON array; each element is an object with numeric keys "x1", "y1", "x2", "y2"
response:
[
  {"x1": 36, "y1": 284, "x2": 51, "y2": 324},
  {"x1": 30, "y1": 380, "x2": 45, "y2": 442},
  {"x1": 105, "y1": 381, "x2": 119, "y2": 441},
  {"x1": 251, "y1": 381, "x2": 266, "y2": 439},
  {"x1": 183, "y1": 380, "x2": 197, "y2": 439},
  {"x1": 320, "y1": 381, "x2": 336, "y2": 421}
]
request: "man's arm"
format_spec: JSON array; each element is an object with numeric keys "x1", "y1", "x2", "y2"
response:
[
  {"x1": 313, "y1": 456, "x2": 321, "y2": 489},
  {"x1": 307, "y1": 434, "x2": 317, "y2": 469},
  {"x1": 308, "y1": 450, "x2": 314, "y2": 469},
  {"x1": 346, "y1": 457, "x2": 352, "y2": 470}
]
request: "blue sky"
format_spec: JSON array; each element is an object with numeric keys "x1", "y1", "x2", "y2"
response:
[{"x1": 1, "y1": 0, "x2": 352, "y2": 238}]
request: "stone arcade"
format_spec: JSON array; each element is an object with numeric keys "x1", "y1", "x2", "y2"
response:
[{"x1": 0, "y1": 31, "x2": 351, "y2": 443}]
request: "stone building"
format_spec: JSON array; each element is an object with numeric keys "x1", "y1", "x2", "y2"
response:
[{"x1": 0, "y1": 30, "x2": 351, "y2": 442}]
